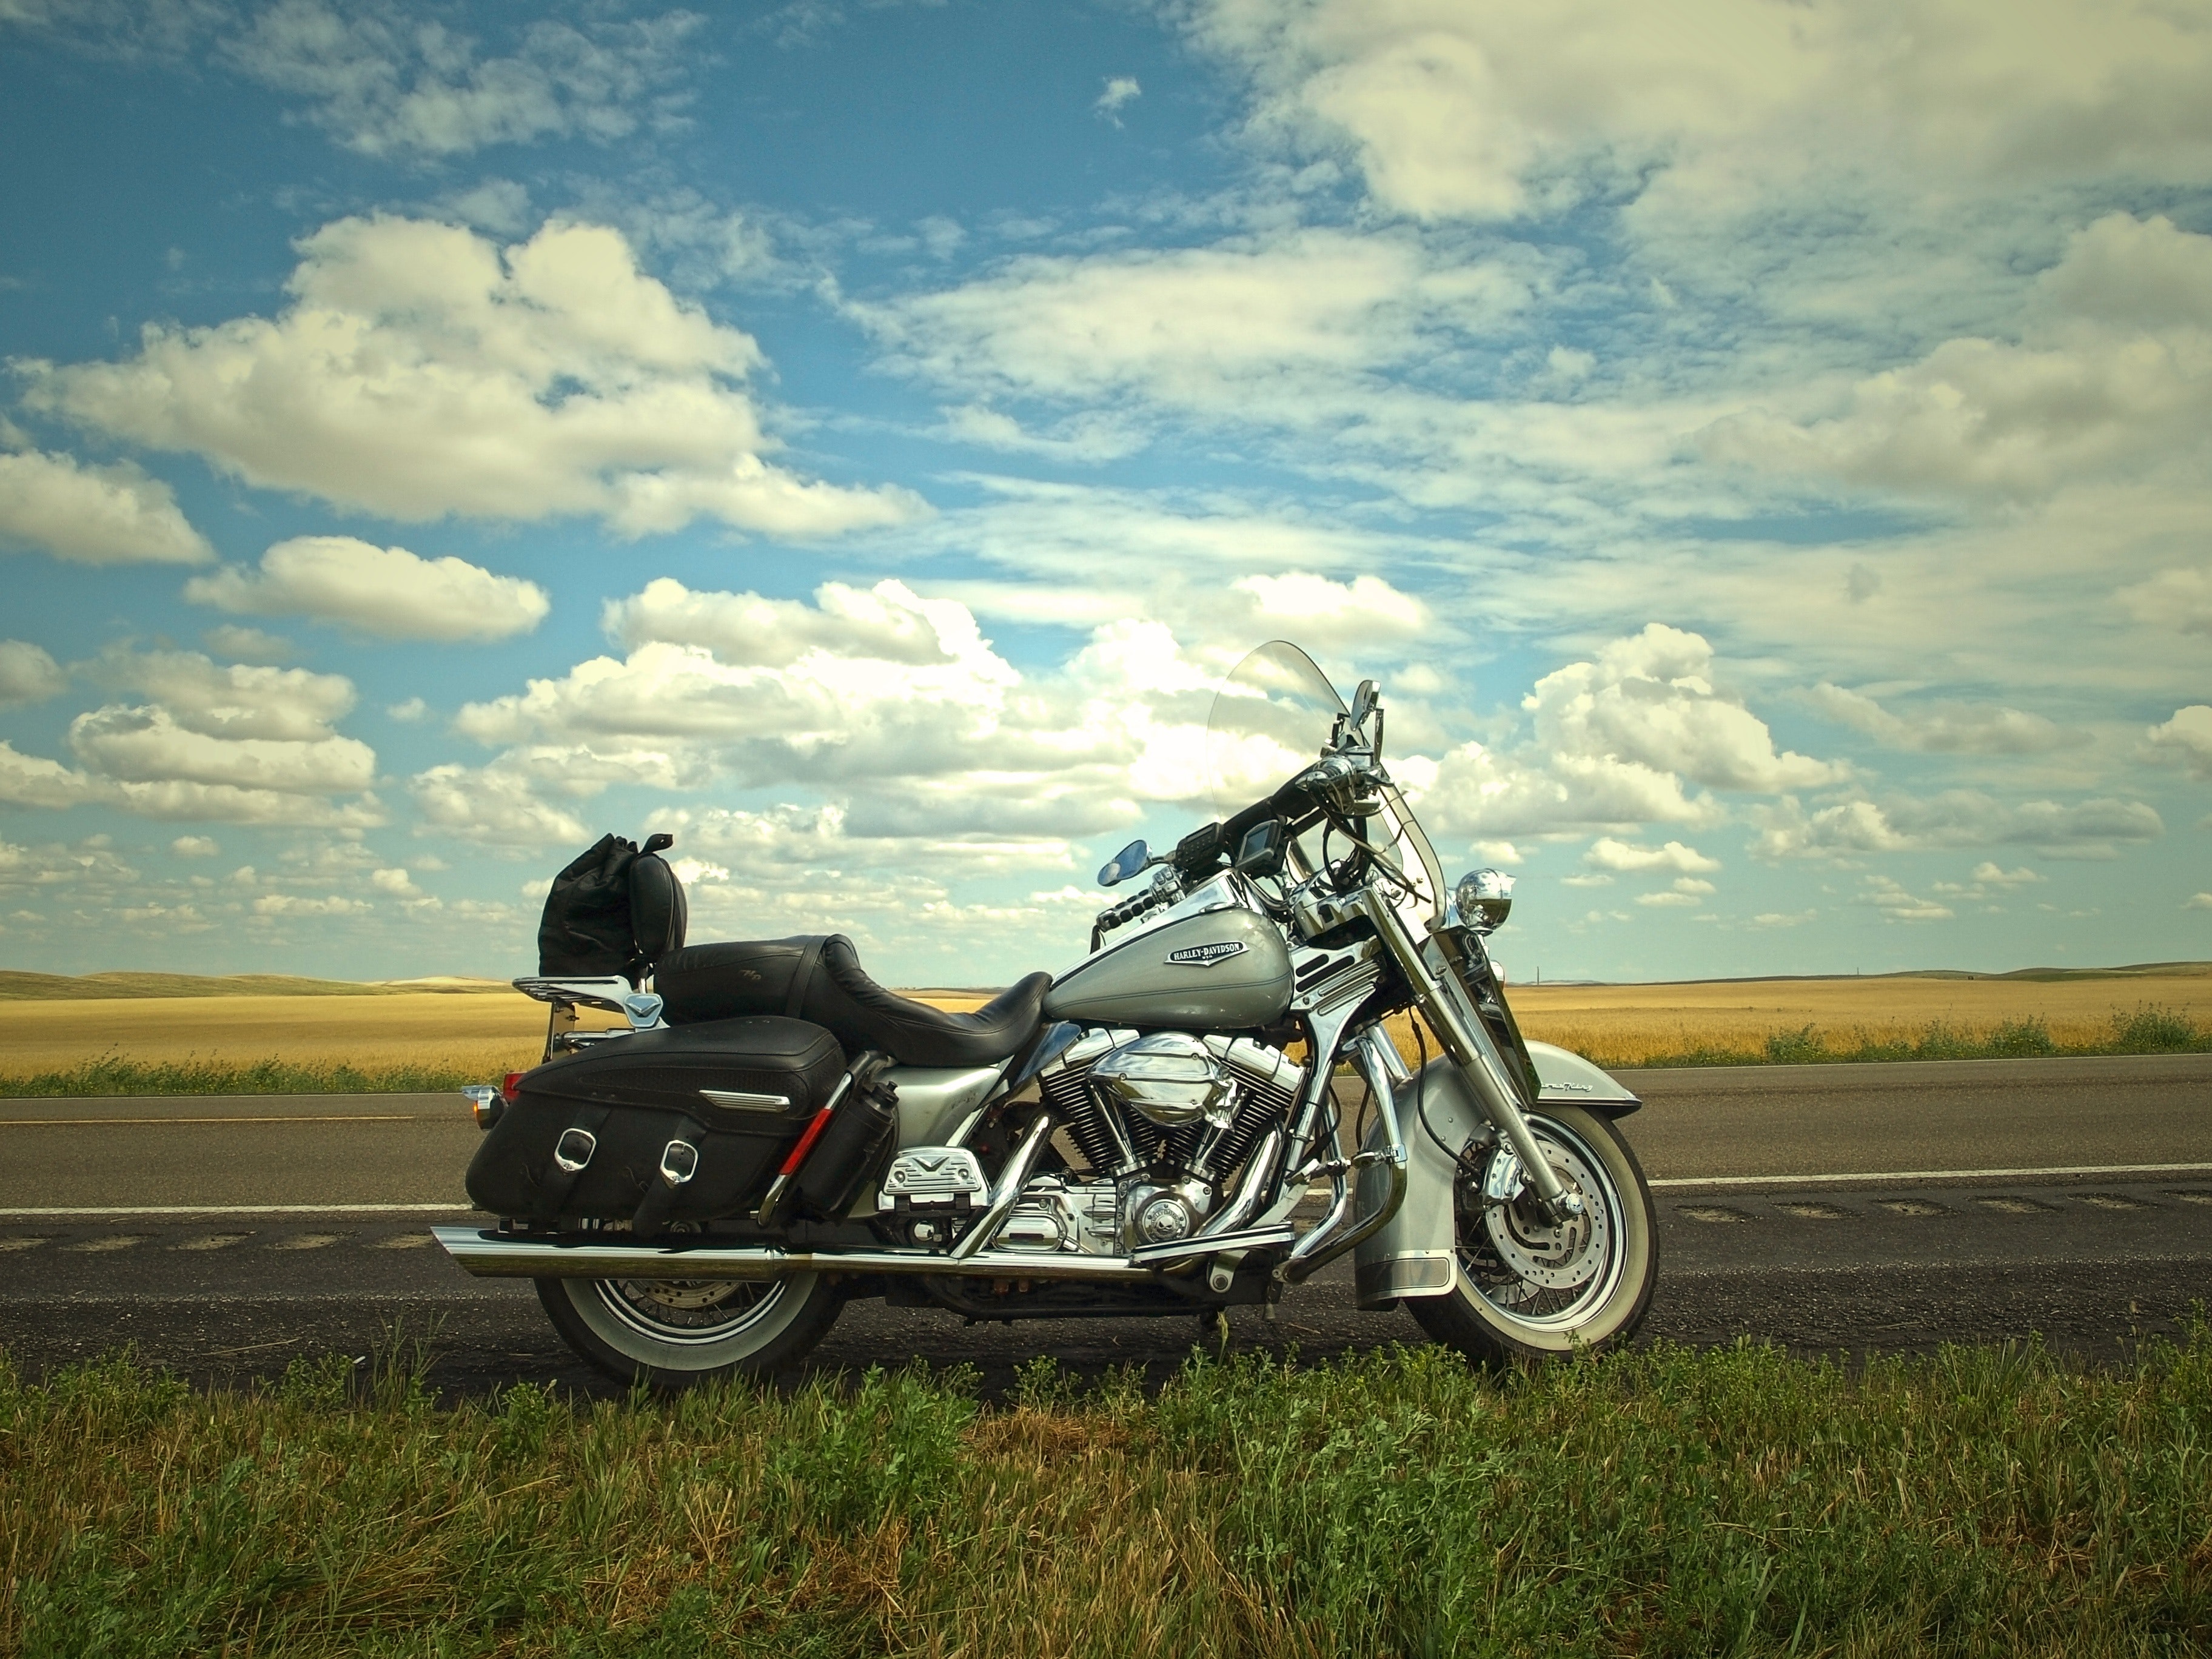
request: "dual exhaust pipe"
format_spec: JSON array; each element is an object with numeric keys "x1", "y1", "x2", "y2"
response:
[{"x1": 432, "y1": 1222, "x2": 1298, "y2": 1284}]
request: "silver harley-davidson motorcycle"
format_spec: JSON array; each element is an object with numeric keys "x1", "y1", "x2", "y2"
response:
[{"x1": 434, "y1": 642, "x2": 1658, "y2": 1385}]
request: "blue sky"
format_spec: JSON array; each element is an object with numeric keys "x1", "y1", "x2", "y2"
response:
[{"x1": 2, "y1": 0, "x2": 2209, "y2": 987}]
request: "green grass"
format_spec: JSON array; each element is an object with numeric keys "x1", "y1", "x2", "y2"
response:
[
  {"x1": 3, "y1": 1326, "x2": 2208, "y2": 1657},
  {"x1": 0, "y1": 1054, "x2": 499, "y2": 1097},
  {"x1": 1604, "y1": 1004, "x2": 2212, "y2": 1071}
]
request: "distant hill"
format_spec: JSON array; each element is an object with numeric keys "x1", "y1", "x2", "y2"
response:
[{"x1": 0, "y1": 971, "x2": 511, "y2": 1000}]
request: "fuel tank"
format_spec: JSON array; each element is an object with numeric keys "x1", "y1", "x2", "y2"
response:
[{"x1": 1044, "y1": 907, "x2": 1293, "y2": 1030}]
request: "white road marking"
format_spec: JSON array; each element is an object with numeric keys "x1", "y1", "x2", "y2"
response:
[
  {"x1": 1651, "y1": 1161, "x2": 2212, "y2": 1188},
  {"x1": 0, "y1": 1204, "x2": 468, "y2": 1219}
]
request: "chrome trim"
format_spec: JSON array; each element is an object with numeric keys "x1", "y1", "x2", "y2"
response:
[
  {"x1": 434, "y1": 1226, "x2": 1167, "y2": 1285},
  {"x1": 514, "y1": 976, "x2": 633, "y2": 1013},
  {"x1": 698, "y1": 1088, "x2": 792, "y2": 1113},
  {"x1": 1128, "y1": 1222, "x2": 1293, "y2": 1265},
  {"x1": 553, "y1": 1128, "x2": 596, "y2": 1173},
  {"x1": 948, "y1": 1112, "x2": 1056, "y2": 1261},
  {"x1": 659, "y1": 1141, "x2": 699, "y2": 1185},
  {"x1": 1281, "y1": 1025, "x2": 1408, "y2": 1282}
]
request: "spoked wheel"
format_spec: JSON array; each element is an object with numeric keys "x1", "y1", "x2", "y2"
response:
[
  {"x1": 536, "y1": 1271, "x2": 845, "y2": 1389},
  {"x1": 1410, "y1": 1104, "x2": 1657, "y2": 1364}
]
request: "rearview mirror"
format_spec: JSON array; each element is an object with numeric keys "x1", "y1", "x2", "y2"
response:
[
  {"x1": 1098, "y1": 839, "x2": 1150, "y2": 887},
  {"x1": 1349, "y1": 679, "x2": 1379, "y2": 728}
]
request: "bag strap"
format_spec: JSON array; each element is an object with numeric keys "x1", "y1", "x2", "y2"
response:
[
  {"x1": 631, "y1": 1128, "x2": 703, "y2": 1240},
  {"x1": 535, "y1": 1102, "x2": 612, "y2": 1215},
  {"x1": 784, "y1": 934, "x2": 828, "y2": 1019}
]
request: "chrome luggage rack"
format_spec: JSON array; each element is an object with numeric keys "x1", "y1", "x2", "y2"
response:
[{"x1": 512, "y1": 976, "x2": 666, "y2": 1059}]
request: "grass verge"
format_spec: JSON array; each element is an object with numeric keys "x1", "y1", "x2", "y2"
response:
[
  {"x1": 0, "y1": 1052, "x2": 518, "y2": 1097},
  {"x1": 1582, "y1": 1004, "x2": 2212, "y2": 1071},
  {"x1": 4, "y1": 1327, "x2": 2208, "y2": 1656}
]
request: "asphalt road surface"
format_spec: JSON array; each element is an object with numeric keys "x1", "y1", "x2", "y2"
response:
[{"x1": 2, "y1": 1053, "x2": 2207, "y2": 1398}]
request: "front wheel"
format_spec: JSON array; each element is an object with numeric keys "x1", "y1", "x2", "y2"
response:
[
  {"x1": 1410, "y1": 1104, "x2": 1657, "y2": 1364},
  {"x1": 536, "y1": 1272, "x2": 845, "y2": 1389}
]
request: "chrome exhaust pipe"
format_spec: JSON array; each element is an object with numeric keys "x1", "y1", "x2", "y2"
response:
[{"x1": 434, "y1": 1225, "x2": 1172, "y2": 1284}]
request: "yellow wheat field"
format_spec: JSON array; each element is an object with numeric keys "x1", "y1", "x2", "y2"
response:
[
  {"x1": 1504, "y1": 972, "x2": 2212, "y2": 1061},
  {"x1": 2, "y1": 969, "x2": 2207, "y2": 1079}
]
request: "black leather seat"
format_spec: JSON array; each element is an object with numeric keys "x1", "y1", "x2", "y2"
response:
[{"x1": 655, "y1": 934, "x2": 1053, "y2": 1070}]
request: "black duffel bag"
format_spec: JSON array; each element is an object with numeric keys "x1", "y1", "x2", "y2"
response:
[
  {"x1": 466, "y1": 1016, "x2": 845, "y2": 1226},
  {"x1": 537, "y1": 831, "x2": 688, "y2": 982}
]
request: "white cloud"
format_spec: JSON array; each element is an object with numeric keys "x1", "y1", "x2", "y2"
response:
[
  {"x1": 1968, "y1": 862, "x2": 2045, "y2": 888},
  {"x1": 603, "y1": 577, "x2": 961, "y2": 668},
  {"x1": 1096, "y1": 75, "x2": 1141, "y2": 121},
  {"x1": 1803, "y1": 683, "x2": 2073, "y2": 755},
  {"x1": 1701, "y1": 215, "x2": 2212, "y2": 501},
  {"x1": 1416, "y1": 626, "x2": 1838, "y2": 841},
  {"x1": 0, "y1": 647, "x2": 383, "y2": 828},
  {"x1": 1231, "y1": 571, "x2": 1429, "y2": 642},
  {"x1": 252, "y1": 891, "x2": 372, "y2": 917},
  {"x1": 2146, "y1": 706, "x2": 2212, "y2": 780},
  {"x1": 1755, "y1": 790, "x2": 2162, "y2": 861},
  {"x1": 1583, "y1": 836, "x2": 1719, "y2": 874},
  {"x1": 87, "y1": 648, "x2": 355, "y2": 742},
  {"x1": 2187, "y1": 893, "x2": 2212, "y2": 911},
  {"x1": 0, "y1": 448, "x2": 212, "y2": 565},
  {"x1": 934, "y1": 404, "x2": 1147, "y2": 464},
  {"x1": 69, "y1": 705, "x2": 375, "y2": 794},
  {"x1": 410, "y1": 762, "x2": 590, "y2": 847},
  {"x1": 226, "y1": 1, "x2": 703, "y2": 159},
  {"x1": 1190, "y1": 4, "x2": 2212, "y2": 225},
  {"x1": 201, "y1": 625, "x2": 293, "y2": 664},
  {"x1": 370, "y1": 866, "x2": 420, "y2": 895},
  {"x1": 1634, "y1": 887, "x2": 1701, "y2": 908},
  {"x1": 21, "y1": 215, "x2": 920, "y2": 538},
  {"x1": 387, "y1": 697, "x2": 429, "y2": 722},
  {"x1": 2117, "y1": 568, "x2": 2212, "y2": 637},
  {"x1": 186, "y1": 535, "x2": 550, "y2": 642},
  {"x1": 0, "y1": 742, "x2": 102, "y2": 809},
  {"x1": 0, "y1": 640, "x2": 64, "y2": 706},
  {"x1": 171, "y1": 834, "x2": 218, "y2": 857},
  {"x1": 1528, "y1": 625, "x2": 1842, "y2": 793},
  {"x1": 1858, "y1": 874, "x2": 1954, "y2": 923},
  {"x1": 857, "y1": 229, "x2": 1529, "y2": 412}
]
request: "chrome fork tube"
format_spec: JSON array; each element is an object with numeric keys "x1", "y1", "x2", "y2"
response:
[{"x1": 1352, "y1": 890, "x2": 1575, "y2": 1219}]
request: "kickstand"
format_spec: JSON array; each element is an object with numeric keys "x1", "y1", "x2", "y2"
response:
[{"x1": 1198, "y1": 1309, "x2": 1230, "y2": 1360}]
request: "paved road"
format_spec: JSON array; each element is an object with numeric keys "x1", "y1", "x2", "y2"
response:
[{"x1": 2, "y1": 1054, "x2": 2206, "y2": 1395}]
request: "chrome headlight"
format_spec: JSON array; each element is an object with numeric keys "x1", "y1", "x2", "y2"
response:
[{"x1": 1452, "y1": 868, "x2": 1513, "y2": 934}]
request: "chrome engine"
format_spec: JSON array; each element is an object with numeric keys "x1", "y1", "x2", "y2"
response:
[
  {"x1": 1025, "y1": 1027, "x2": 1303, "y2": 1253},
  {"x1": 876, "y1": 1029, "x2": 1304, "y2": 1257}
]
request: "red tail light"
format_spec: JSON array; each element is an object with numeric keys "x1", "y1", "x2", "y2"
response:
[{"x1": 502, "y1": 1071, "x2": 525, "y2": 1101}]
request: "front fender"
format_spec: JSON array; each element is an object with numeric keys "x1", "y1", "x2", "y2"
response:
[{"x1": 1350, "y1": 1043, "x2": 1638, "y2": 1309}]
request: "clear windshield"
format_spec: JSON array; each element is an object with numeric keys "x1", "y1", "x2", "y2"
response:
[
  {"x1": 1205, "y1": 641, "x2": 1345, "y2": 819},
  {"x1": 1206, "y1": 642, "x2": 1446, "y2": 929}
]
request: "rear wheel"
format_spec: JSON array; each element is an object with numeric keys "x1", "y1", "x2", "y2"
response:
[
  {"x1": 536, "y1": 1272, "x2": 845, "y2": 1389},
  {"x1": 1409, "y1": 1104, "x2": 1657, "y2": 1364}
]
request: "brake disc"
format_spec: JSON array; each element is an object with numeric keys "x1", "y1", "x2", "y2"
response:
[{"x1": 1478, "y1": 1144, "x2": 1609, "y2": 1291}]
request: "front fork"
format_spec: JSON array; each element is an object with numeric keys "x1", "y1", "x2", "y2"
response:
[{"x1": 1354, "y1": 891, "x2": 1581, "y2": 1224}]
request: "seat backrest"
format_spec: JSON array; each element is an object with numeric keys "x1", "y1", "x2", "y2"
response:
[{"x1": 629, "y1": 848, "x2": 687, "y2": 968}]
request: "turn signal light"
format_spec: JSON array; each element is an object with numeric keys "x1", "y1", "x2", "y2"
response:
[{"x1": 462, "y1": 1084, "x2": 503, "y2": 1130}]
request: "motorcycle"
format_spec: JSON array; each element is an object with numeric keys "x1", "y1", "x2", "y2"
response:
[{"x1": 434, "y1": 641, "x2": 1658, "y2": 1386}]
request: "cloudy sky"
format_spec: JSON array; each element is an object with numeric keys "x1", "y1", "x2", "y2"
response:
[{"x1": 2, "y1": 0, "x2": 2208, "y2": 987}]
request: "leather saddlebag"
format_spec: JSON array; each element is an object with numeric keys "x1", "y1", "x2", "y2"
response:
[{"x1": 466, "y1": 1016, "x2": 844, "y2": 1224}]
